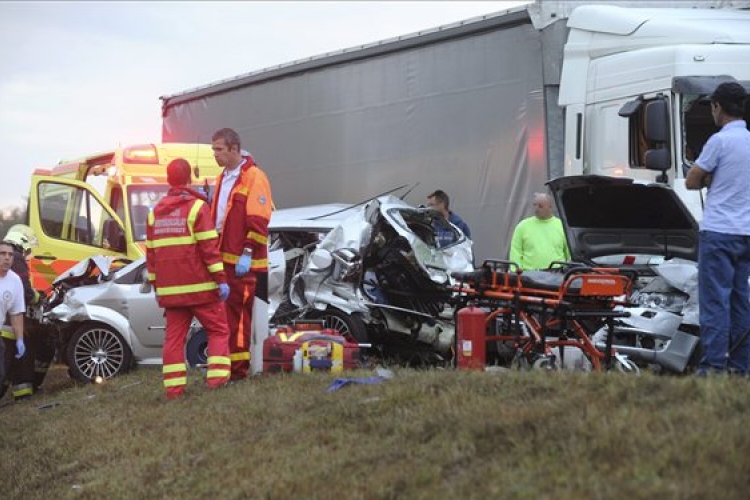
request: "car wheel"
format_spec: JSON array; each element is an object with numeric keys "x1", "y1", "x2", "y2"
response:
[
  {"x1": 67, "y1": 323, "x2": 134, "y2": 383},
  {"x1": 185, "y1": 328, "x2": 208, "y2": 368},
  {"x1": 310, "y1": 308, "x2": 368, "y2": 343}
]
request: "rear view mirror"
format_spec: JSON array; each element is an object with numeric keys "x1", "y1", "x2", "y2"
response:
[
  {"x1": 643, "y1": 98, "x2": 672, "y2": 180},
  {"x1": 645, "y1": 149, "x2": 670, "y2": 173},
  {"x1": 644, "y1": 99, "x2": 670, "y2": 143}
]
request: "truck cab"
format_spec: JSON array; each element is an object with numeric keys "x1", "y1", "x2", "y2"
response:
[
  {"x1": 559, "y1": 5, "x2": 750, "y2": 220},
  {"x1": 28, "y1": 143, "x2": 222, "y2": 290}
]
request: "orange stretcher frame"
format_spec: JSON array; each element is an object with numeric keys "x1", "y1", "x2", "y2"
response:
[{"x1": 453, "y1": 260, "x2": 634, "y2": 371}]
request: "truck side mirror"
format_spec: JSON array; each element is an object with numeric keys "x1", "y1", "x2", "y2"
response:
[
  {"x1": 645, "y1": 149, "x2": 670, "y2": 172},
  {"x1": 644, "y1": 99, "x2": 670, "y2": 143},
  {"x1": 643, "y1": 98, "x2": 672, "y2": 181}
]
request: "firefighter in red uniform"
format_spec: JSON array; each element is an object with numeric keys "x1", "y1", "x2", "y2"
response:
[
  {"x1": 210, "y1": 128, "x2": 273, "y2": 381},
  {"x1": 146, "y1": 158, "x2": 232, "y2": 400}
]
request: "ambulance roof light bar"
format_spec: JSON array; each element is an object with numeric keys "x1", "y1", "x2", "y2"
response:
[{"x1": 123, "y1": 144, "x2": 159, "y2": 164}]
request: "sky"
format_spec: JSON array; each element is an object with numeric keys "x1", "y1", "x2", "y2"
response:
[{"x1": 0, "y1": 0, "x2": 529, "y2": 210}]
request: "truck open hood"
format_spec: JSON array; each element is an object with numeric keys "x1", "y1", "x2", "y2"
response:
[{"x1": 546, "y1": 176, "x2": 698, "y2": 263}]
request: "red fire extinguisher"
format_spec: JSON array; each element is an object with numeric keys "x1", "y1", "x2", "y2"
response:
[{"x1": 456, "y1": 303, "x2": 487, "y2": 371}]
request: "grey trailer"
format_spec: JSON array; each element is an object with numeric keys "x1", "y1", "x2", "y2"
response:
[
  {"x1": 161, "y1": 0, "x2": 745, "y2": 262},
  {"x1": 160, "y1": 4, "x2": 558, "y2": 263}
]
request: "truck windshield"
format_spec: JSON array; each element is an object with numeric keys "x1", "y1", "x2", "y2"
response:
[
  {"x1": 681, "y1": 92, "x2": 750, "y2": 164},
  {"x1": 127, "y1": 184, "x2": 214, "y2": 242}
]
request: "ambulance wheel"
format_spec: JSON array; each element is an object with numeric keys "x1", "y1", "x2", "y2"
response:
[
  {"x1": 311, "y1": 309, "x2": 368, "y2": 343},
  {"x1": 186, "y1": 328, "x2": 208, "y2": 368},
  {"x1": 67, "y1": 323, "x2": 134, "y2": 383}
]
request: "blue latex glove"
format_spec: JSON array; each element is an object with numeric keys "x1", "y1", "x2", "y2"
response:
[
  {"x1": 218, "y1": 283, "x2": 230, "y2": 301},
  {"x1": 15, "y1": 338, "x2": 26, "y2": 359},
  {"x1": 235, "y1": 253, "x2": 251, "y2": 277}
]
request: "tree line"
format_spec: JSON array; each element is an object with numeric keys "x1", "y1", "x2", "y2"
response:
[{"x1": 0, "y1": 201, "x2": 28, "y2": 239}]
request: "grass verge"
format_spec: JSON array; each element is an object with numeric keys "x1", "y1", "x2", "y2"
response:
[{"x1": 1, "y1": 365, "x2": 749, "y2": 499}]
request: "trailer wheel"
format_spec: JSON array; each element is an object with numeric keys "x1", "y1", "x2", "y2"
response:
[
  {"x1": 310, "y1": 309, "x2": 368, "y2": 343},
  {"x1": 67, "y1": 323, "x2": 133, "y2": 383}
]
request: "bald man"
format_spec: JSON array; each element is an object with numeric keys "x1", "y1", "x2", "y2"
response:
[{"x1": 509, "y1": 193, "x2": 570, "y2": 270}]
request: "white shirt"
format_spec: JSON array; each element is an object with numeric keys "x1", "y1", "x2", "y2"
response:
[
  {"x1": 216, "y1": 158, "x2": 245, "y2": 233},
  {"x1": 0, "y1": 270, "x2": 25, "y2": 320}
]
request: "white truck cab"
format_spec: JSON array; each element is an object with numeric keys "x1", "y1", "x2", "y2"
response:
[{"x1": 559, "y1": 4, "x2": 750, "y2": 221}]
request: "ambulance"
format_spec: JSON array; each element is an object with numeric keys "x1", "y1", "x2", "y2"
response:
[{"x1": 27, "y1": 143, "x2": 222, "y2": 290}]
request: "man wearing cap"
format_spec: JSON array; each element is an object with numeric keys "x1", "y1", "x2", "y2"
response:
[
  {"x1": 686, "y1": 81, "x2": 750, "y2": 376},
  {"x1": 146, "y1": 158, "x2": 231, "y2": 399},
  {"x1": 210, "y1": 128, "x2": 273, "y2": 381}
]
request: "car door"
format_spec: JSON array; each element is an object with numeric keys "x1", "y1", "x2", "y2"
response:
[{"x1": 122, "y1": 263, "x2": 166, "y2": 350}]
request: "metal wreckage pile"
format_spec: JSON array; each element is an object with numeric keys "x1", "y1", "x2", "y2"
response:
[{"x1": 33, "y1": 179, "x2": 704, "y2": 382}]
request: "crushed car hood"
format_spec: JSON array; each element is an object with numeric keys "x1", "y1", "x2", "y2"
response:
[{"x1": 546, "y1": 176, "x2": 699, "y2": 263}]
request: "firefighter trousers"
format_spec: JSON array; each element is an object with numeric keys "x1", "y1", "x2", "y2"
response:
[
  {"x1": 162, "y1": 301, "x2": 231, "y2": 400},
  {"x1": 225, "y1": 269, "x2": 257, "y2": 380},
  {"x1": 1, "y1": 335, "x2": 34, "y2": 401},
  {"x1": 1, "y1": 327, "x2": 57, "y2": 400}
]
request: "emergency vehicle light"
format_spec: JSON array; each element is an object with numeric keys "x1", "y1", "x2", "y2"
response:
[{"x1": 123, "y1": 144, "x2": 159, "y2": 164}]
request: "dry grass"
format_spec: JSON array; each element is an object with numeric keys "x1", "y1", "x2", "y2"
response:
[{"x1": 2, "y1": 364, "x2": 749, "y2": 499}]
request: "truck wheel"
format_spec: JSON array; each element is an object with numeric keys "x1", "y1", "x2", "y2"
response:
[
  {"x1": 185, "y1": 328, "x2": 208, "y2": 368},
  {"x1": 67, "y1": 323, "x2": 134, "y2": 383},
  {"x1": 310, "y1": 309, "x2": 368, "y2": 343}
]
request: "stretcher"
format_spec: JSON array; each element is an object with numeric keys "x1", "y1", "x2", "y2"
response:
[{"x1": 453, "y1": 260, "x2": 636, "y2": 372}]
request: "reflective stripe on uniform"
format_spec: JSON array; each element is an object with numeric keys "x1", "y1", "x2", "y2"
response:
[
  {"x1": 207, "y1": 262, "x2": 223, "y2": 273},
  {"x1": 163, "y1": 377, "x2": 187, "y2": 388},
  {"x1": 246, "y1": 231, "x2": 268, "y2": 245},
  {"x1": 195, "y1": 229, "x2": 218, "y2": 241},
  {"x1": 156, "y1": 281, "x2": 218, "y2": 297},
  {"x1": 207, "y1": 356, "x2": 230, "y2": 380},
  {"x1": 187, "y1": 200, "x2": 203, "y2": 233},
  {"x1": 207, "y1": 369, "x2": 230, "y2": 379},
  {"x1": 163, "y1": 363, "x2": 187, "y2": 374},
  {"x1": 147, "y1": 236, "x2": 196, "y2": 249},
  {"x1": 250, "y1": 258, "x2": 268, "y2": 269},
  {"x1": 230, "y1": 352, "x2": 250, "y2": 362},
  {"x1": 221, "y1": 253, "x2": 268, "y2": 269},
  {"x1": 1, "y1": 329, "x2": 16, "y2": 340},
  {"x1": 12, "y1": 383, "x2": 34, "y2": 398},
  {"x1": 222, "y1": 252, "x2": 240, "y2": 264},
  {"x1": 207, "y1": 356, "x2": 230, "y2": 366}
]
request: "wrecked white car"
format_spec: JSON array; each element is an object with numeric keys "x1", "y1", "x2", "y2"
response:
[
  {"x1": 547, "y1": 175, "x2": 702, "y2": 373},
  {"x1": 39, "y1": 195, "x2": 473, "y2": 381},
  {"x1": 274, "y1": 195, "x2": 474, "y2": 364}
]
